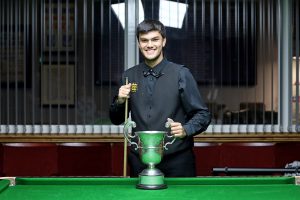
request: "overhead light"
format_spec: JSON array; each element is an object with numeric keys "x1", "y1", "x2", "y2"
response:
[
  {"x1": 159, "y1": 0, "x2": 188, "y2": 29},
  {"x1": 111, "y1": 1, "x2": 145, "y2": 29},
  {"x1": 112, "y1": 1, "x2": 187, "y2": 29}
]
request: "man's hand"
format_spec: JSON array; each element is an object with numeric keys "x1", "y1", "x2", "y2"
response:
[
  {"x1": 117, "y1": 83, "x2": 131, "y2": 104},
  {"x1": 167, "y1": 118, "x2": 187, "y2": 138}
]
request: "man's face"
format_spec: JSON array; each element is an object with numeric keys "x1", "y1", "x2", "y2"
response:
[{"x1": 138, "y1": 30, "x2": 166, "y2": 65}]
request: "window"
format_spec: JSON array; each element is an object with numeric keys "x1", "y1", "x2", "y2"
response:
[{"x1": 0, "y1": 0, "x2": 298, "y2": 135}]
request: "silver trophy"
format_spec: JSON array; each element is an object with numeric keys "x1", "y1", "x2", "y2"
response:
[{"x1": 123, "y1": 119, "x2": 175, "y2": 189}]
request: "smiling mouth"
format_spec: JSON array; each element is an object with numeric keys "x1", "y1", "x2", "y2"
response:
[{"x1": 145, "y1": 49, "x2": 156, "y2": 54}]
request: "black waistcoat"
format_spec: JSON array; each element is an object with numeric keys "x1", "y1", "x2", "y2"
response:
[{"x1": 124, "y1": 61, "x2": 194, "y2": 155}]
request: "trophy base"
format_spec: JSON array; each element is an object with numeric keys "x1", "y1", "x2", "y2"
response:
[
  {"x1": 136, "y1": 183, "x2": 167, "y2": 190},
  {"x1": 136, "y1": 170, "x2": 167, "y2": 190}
]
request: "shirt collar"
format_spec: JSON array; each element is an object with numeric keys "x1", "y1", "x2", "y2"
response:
[{"x1": 142, "y1": 58, "x2": 168, "y2": 75}]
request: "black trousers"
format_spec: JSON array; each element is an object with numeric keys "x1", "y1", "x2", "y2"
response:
[{"x1": 128, "y1": 148, "x2": 196, "y2": 177}]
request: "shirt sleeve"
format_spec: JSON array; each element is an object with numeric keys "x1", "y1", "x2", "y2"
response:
[
  {"x1": 109, "y1": 95, "x2": 126, "y2": 125},
  {"x1": 109, "y1": 73, "x2": 129, "y2": 125},
  {"x1": 179, "y1": 67, "x2": 211, "y2": 136}
]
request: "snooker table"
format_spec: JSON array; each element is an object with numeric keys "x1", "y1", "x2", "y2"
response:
[{"x1": 0, "y1": 176, "x2": 299, "y2": 200}]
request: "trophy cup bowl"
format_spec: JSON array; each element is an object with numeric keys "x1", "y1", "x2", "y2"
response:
[{"x1": 124, "y1": 120, "x2": 175, "y2": 190}]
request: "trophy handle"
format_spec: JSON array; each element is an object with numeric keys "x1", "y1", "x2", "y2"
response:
[
  {"x1": 163, "y1": 135, "x2": 176, "y2": 150},
  {"x1": 164, "y1": 118, "x2": 176, "y2": 150},
  {"x1": 123, "y1": 120, "x2": 139, "y2": 150}
]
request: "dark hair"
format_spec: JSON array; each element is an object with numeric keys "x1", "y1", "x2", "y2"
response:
[{"x1": 136, "y1": 19, "x2": 166, "y2": 40}]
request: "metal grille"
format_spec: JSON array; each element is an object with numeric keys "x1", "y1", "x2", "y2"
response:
[{"x1": 0, "y1": 0, "x2": 298, "y2": 135}]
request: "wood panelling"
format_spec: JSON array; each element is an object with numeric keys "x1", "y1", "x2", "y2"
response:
[
  {"x1": 3, "y1": 143, "x2": 58, "y2": 176},
  {"x1": 110, "y1": 143, "x2": 126, "y2": 176},
  {"x1": 194, "y1": 143, "x2": 221, "y2": 176},
  {"x1": 57, "y1": 143, "x2": 112, "y2": 176},
  {"x1": 219, "y1": 143, "x2": 276, "y2": 169},
  {"x1": 0, "y1": 143, "x2": 3, "y2": 176},
  {"x1": 0, "y1": 142, "x2": 299, "y2": 177},
  {"x1": 275, "y1": 143, "x2": 300, "y2": 168}
]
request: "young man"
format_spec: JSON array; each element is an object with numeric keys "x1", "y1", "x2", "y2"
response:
[{"x1": 109, "y1": 19, "x2": 211, "y2": 177}]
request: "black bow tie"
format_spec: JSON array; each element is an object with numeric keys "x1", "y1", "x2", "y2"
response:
[{"x1": 143, "y1": 69, "x2": 164, "y2": 78}]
